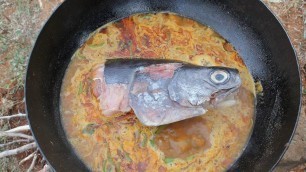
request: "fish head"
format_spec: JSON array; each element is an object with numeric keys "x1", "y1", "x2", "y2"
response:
[{"x1": 168, "y1": 66, "x2": 242, "y2": 108}]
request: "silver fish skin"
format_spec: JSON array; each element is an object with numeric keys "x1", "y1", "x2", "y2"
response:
[
  {"x1": 93, "y1": 59, "x2": 241, "y2": 126},
  {"x1": 129, "y1": 64, "x2": 207, "y2": 126},
  {"x1": 168, "y1": 66, "x2": 241, "y2": 108}
]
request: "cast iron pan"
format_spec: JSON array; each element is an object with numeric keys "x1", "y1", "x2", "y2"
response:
[{"x1": 26, "y1": 0, "x2": 301, "y2": 171}]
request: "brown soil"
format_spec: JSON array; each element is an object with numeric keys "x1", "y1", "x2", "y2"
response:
[{"x1": 0, "y1": 0, "x2": 63, "y2": 171}]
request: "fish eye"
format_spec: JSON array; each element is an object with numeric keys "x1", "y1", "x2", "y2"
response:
[{"x1": 210, "y1": 70, "x2": 230, "y2": 84}]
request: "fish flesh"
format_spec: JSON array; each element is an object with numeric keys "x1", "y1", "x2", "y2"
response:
[{"x1": 91, "y1": 59, "x2": 241, "y2": 126}]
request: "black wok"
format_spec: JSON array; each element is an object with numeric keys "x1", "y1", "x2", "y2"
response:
[{"x1": 26, "y1": 0, "x2": 301, "y2": 171}]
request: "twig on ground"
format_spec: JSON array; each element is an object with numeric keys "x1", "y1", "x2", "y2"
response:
[
  {"x1": 0, "y1": 142, "x2": 37, "y2": 158},
  {"x1": 19, "y1": 149, "x2": 38, "y2": 165},
  {"x1": 39, "y1": 164, "x2": 51, "y2": 172},
  {"x1": 27, "y1": 153, "x2": 38, "y2": 172},
  {"x1": 0, "y1": 113, "x2": 44, "y2": 170},
  {"x1": 0, "y1": 113, "x2": 26, "y2": 120},
  {"x1": 0, "y1": 131, "x2": 34, "y2": 140},
  {"x1": 38, "y1": 0, "x2": 43, "y2": 9},
  {"x1": 6, "y1": 125, "x2": 30, "y2": 133},
  {"x1": 0, "y1": 139, "x2": 31, "y2": 148}
]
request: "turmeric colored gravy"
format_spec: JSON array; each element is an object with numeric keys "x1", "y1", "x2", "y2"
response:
[{"x1": 60, "y1": 13, "x2": 255, "y2": 171}]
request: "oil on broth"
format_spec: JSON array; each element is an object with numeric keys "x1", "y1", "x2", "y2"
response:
[{"x1": 60, "y1": 13, "x2": 255, "y2": 171}]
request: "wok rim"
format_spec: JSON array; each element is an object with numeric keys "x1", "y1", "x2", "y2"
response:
[{"x1": 255, "y1": 1, "x2": 302, "y2": 169}]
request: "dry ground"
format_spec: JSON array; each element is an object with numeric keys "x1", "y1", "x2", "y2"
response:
[
  {"x1": 0, "y1": 0, "x2": 63, "y2": 171},
  {"x1": 0, "y1": 0, "x2": 304, "y2": 171}
]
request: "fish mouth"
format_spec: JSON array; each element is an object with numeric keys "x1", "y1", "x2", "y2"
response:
[{"x1": 209, "y1": 86, "x2": 240, "y2": 106}]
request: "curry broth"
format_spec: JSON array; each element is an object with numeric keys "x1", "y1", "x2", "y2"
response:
[{"x1": 60, "y1": 13, "x2": 255, "y2": 171}]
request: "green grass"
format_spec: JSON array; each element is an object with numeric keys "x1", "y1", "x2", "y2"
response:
[
  {"x1": 0, "y1": 0, "x2": 40, "y2": 90},
  {"x1": 0, "y1": 0, "x2": 62, "y2": 170},
  {"x1": 0, "y1": 157, "x2": 22, "y2": 172},
  {"x1": 0, "y1": 0, "x2": 39, "y2": 171},
  {"x1": 10, "y1": 45, "x2": 30, "y2": 87}
]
